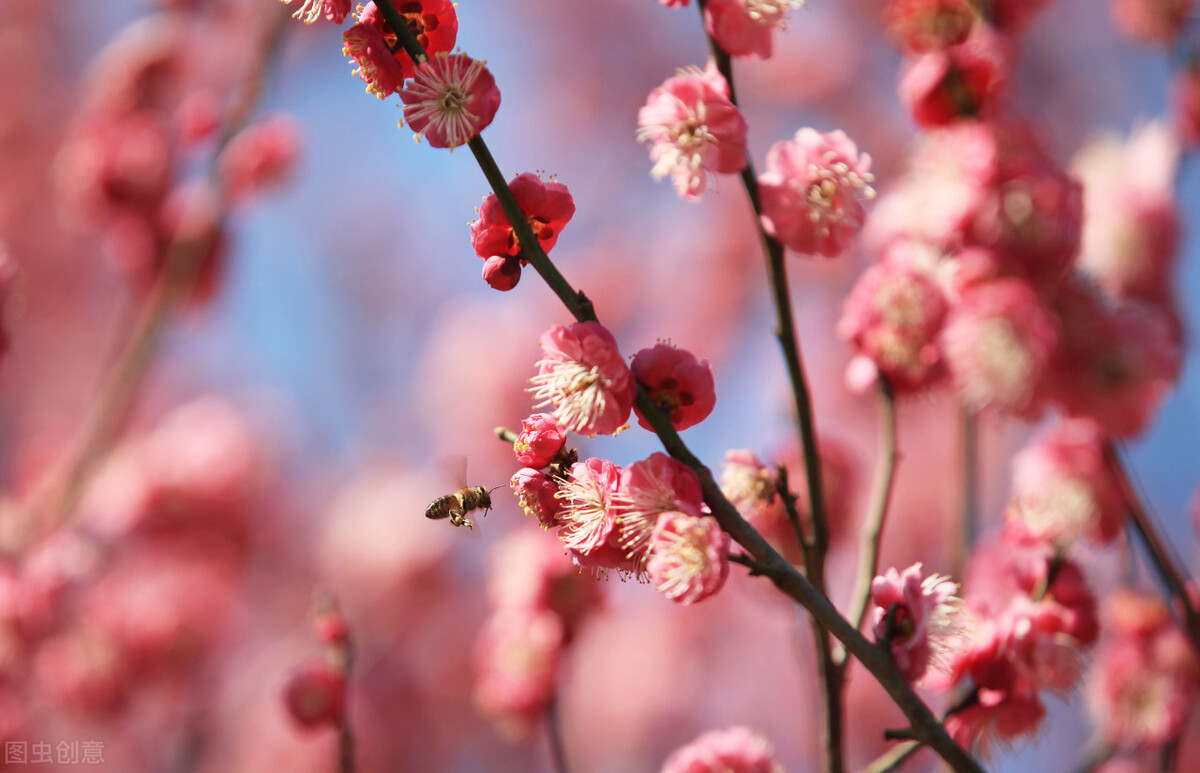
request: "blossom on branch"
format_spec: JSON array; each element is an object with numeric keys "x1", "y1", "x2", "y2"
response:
[
  {"x1": 631, "y1": 343, "x2": 716, "y2": 431},
  {"x1": 758, "y1": 128, "x2": 875, "y2": 257},
  {"x1": 471, "y1": 173, "x2": 576, "y2": 259},
  {"x1": 646, "y1": 513, "x2": 730, "y2": 605},
  {"x1": 870, "y1": 563, "x2": 961, "y2": 683},
  {"x1": 400, "y1": 54, "x2": 501, "y2": 149},
  {"x1": 529, "y1": 322, "x2": 635, "y2": 437},
  {"x1": 637, "y1": 62, "x2": 748, "y2": 201},
  {"x1": 704, "y1": 0, "x2": 805, "y2": 60}
]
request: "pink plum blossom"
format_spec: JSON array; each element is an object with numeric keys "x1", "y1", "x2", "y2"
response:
[
  {"x1": 899, "y1": 29, "x2": 1008, "y2": 128},
  {"x1": 941, "y1": 278, "x2": 1058, "y2": 416},
  {"x1": 355, "y1": 0, "x2": 458, "y2": 81},
  {"x1": 661, "y1": 725, "x2": 783, "y2": 773},
  {"x1": 758, "y1": 128, "x2": 875, "y2": 257},
  {"x1": 646, "y1": 512, "x2": 730, "y2": 605},
  {"x1": 838, "y1": 255, "x2": 949, "y2": 392},
  {"x1": 1007, "y1": 419, "x2": 1125, "y2": 545},
  {"x1": 884, "y1": 0, "x2": 976, "y2": 53},
  {"x1": 472, "y1": 606, "x2": 564, "y2": 738},
  {"x1": 704, "y1": 0, "x2": 804, "y2": 60},
  {"x1": 529, "y1": 321, "x2": 635, "y2": 436},
  {"x1": 471, "y1": 172, "x2": 576, "y2": 259},
  {"x1": 512, "y1": 413, "x2": 566, "y2": 469},
  {"x1": 637, "y1": 62, "x2": 748, "y2": 200},
  {"x1": 1087, "y1": 591, "x2": 1200, "y2": 747},
  {"x1": 614, "y1": 452, "x2": 705, "y2": 567},
  {"x1": 283, "y1": 659, "x2": 346, "y2": 729},
  {"x1": 870, "y1": 563, "x2": 961, "y2": 682},
  {"x1": 555, "y1": 458, "x2": 623, "y2": 555},
  {"x1": 400, "y1": 54, "x2": 501, "y2": 150},
  {"x1": 281, "y1": 0, "x2": 352, "y2": 24},
  {"x1": 1111, "y1": 0, "x2": 1195, "y2": 45},
  {"x1": 482, "y1": 254, "x2": 521, "y2": 290},
  {"x1": 510, "y1": 468, "x2": 562, "y2": 528},
  {"x1": 341, "y1": 22, "x2": 406, "y2": 99},
  {"x1": 631, "y1": 343, "x2": 717, "y2": 431}
]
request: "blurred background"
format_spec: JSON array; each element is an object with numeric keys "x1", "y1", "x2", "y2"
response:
[{"x1": 1, "y1": 0, "x2": 1198, "y2": 771}]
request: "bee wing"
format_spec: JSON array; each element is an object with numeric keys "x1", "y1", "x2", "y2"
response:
[{"x1": 440, "y1": 454, "x2": 468, "y2": 490}]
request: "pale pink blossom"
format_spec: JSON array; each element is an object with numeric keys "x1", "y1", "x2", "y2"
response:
[
  {"x1": 661, "y1": 725, "x2": 783, "y2": 773},
  {"x1": 1070, "y1": 122, "x2": 1181, "y2": 307},
  {"x1": 941, "y1": 278, "x2": 1058, "y2": 416},
  {"x1": 647, "y1": 512, "x2": 730, "y2": 605},
  {"x1": 884, "y1": 0, "x2": 976, "y2": 53},
  {"x1": 758, "y1": 128, "x2": 875, "y2": 257},
  {"x1": 870, "y1": 563, "x2": 961, "y2": 682},
  {"x1": 555, "y1": 458, "x2": 623, "y2": 555},
  {"x1": 614, "y1": 452, "x2": 705, "y2": 567},
  {"x1": 637, "y1": 62, "x2": 748, "y2": 200},
  {"x1": 1088, "y1": 592, "x2": 1200, "y2": 747},
  {"x1": 510, "y1": 467, "x2": 562, "y2": 528},
  {"x1": 486, "y1": 529, "x2": 603, "y2": 641},
  {"x1": 473, "y1": 606, "x2": 564, "y2": 738},
  {"x1": 838, "y1": 255, "x2": 949, "y2": 392},
  {"x1": 631, "y1": 343, "x2": 717, "y2": 431},
  {"x1": 218, "y1": 114, "x2": 303, "y2": 204},
  {"x1": 281, "y1": 0, "x2": 351, "y2": 24},
  {"x1": 512, "y1": 413, "x2": 566, "y2": 469},
  {"x1": 719, "y1": 449, "x2": 775, "y2": 518},
  {"x1": 704, "y1": 0, "x2": 805, "y2": 60},
  {"x1": 400, "y1": 54, "x2": 501, "y2": 150},
  {"x1": 1007, "y1": 419, "x2": 1125, "y2": 545},
  {"x1": 529, "y1": 321, "x2": 635, "y2": 436}
]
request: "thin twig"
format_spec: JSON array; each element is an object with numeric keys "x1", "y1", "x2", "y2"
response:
[
  {"x1": 951, "y1": 405, "x2": 978, "y2": 580},
  {"x1": 1105, "y1": 441, "x2": 1200, "y2": 650},
  {"x1": 545, "y1": 696, "x2": 570, "y2": 773},
  {"x1": 372, "y1": 4, "x2": 984, "y2": 770},
  {"x1": 859, "y1": 741, "x2": 922, "y2": 773},
  {"x1": 846, "y1": 378, "x2": 899, "y2": 637}
]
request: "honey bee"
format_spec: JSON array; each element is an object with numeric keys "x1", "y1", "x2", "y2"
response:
[{"x1": 424, "y1": 485, "x2": 494, "y2": 529}]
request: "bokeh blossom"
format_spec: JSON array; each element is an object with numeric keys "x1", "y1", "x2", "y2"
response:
[
  {"x1": 704, "y1": 0, "x2": 805, "y2": 60},
  {"x1": 400, "y1": 54, "x2": 501, "y2": 149},
  {"x1": 758, "y1": 128, "x2": 875, "y2": 257},
  {"x1": 637, "y1": 62, "x2": 748, "y2": 200},
  {"x1": 661, "y1": 725, "x2": 783, "y2": 773}
]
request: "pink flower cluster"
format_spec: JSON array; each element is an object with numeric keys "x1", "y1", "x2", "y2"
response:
[
  {"x1": 936, "y1": 534, "x2": 1100, "y2": 754},
  {"x1": 339, "y1": 2, "x2": 501, "y2": 148},
  {"x1": 637, "y1": 62, "x2": 748, "y2": 201},
  {"x1": 1087, "y1": 591, "x2": 1200, "y2": 747},
  {"x1": 846, "y1": 119, "x2": 1181, "y2": 434},
  {"x1": 471, "y1": 173, "x2": 576, "y2": 290},
  {"x1": 547, "y1": 453, "x2": 729, "y2": 605}
]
